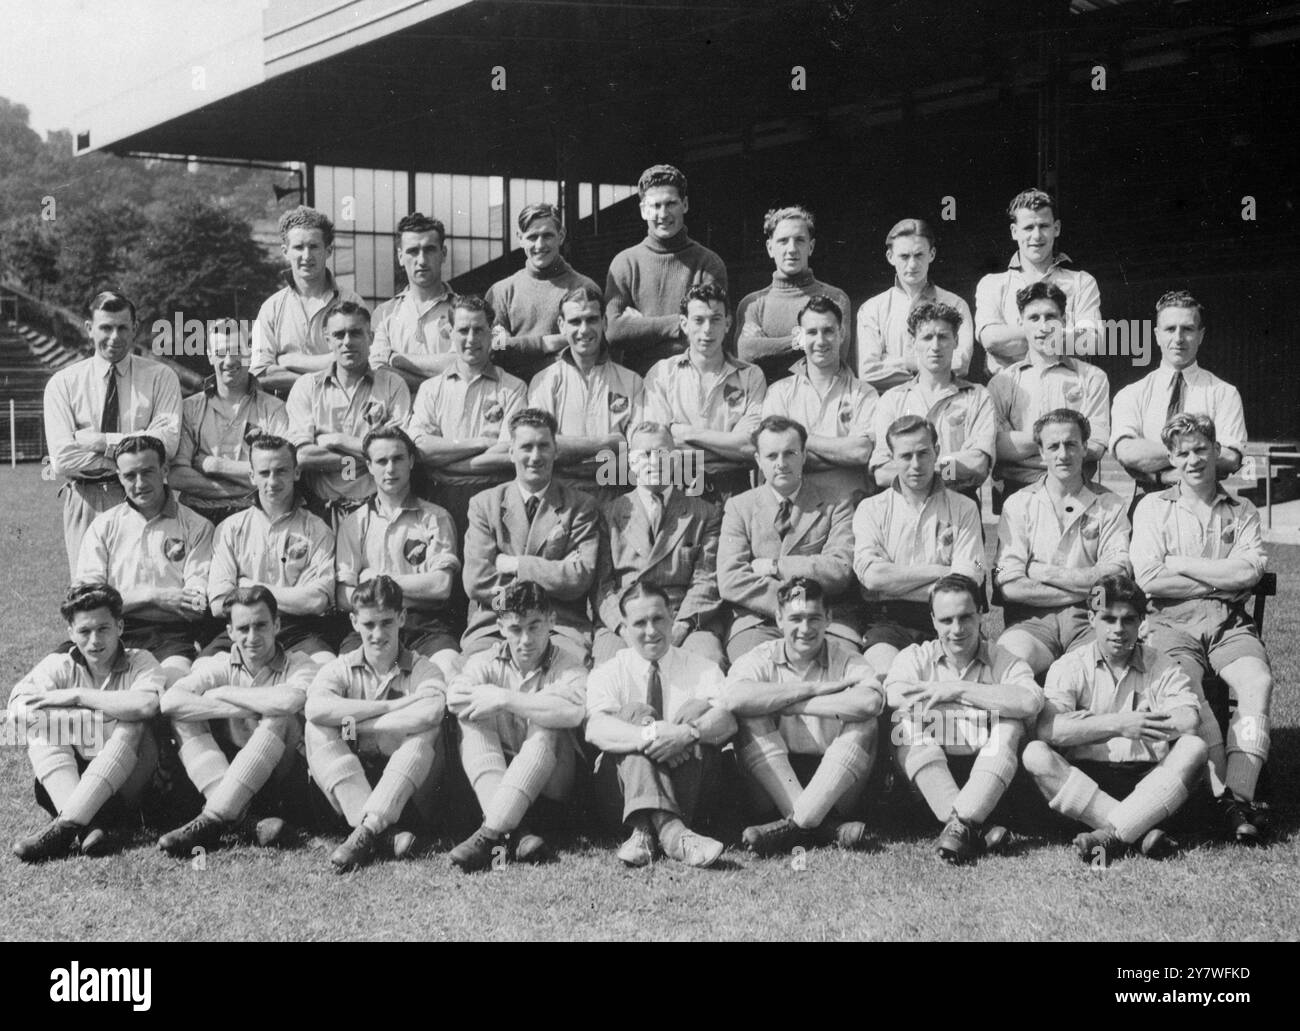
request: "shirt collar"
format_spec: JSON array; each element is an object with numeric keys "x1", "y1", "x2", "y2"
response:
[
  {"x1": 446, "y1": 359, "x2": 500, "y2": 382},
  {"x1": 230, "y1": 643, "x2": 288, "y2": 674},
  {"x1": 324, "y1": 362, "x2": 374, "y2": 387},
  {"x1": 893, "y1": 278, "x2": 937, "y2": 302},
  {"x1": 1163, "y1": 480, "x2": 1240, "y2": 508},
  {"x1": 348, "y1": 645, "x2": 416, "y2": 675},
  {"x1": 126, "y1": 486, "x2": 179, "y2": 520},
  {"x1": 70, "y1": 643, "x2": 131, "y2": 674},
  {"x1": 775, "y1": 639, "x2": 831, "y2": 671},
  {"x1": 936, "y1": 637, "x2": 992, "y2": 676},
  {"x1": 559, "y1": 344, "x2": 610, "y2": 370},
  {"x1": 282, "y1": 268, "x2": 338, "y2": 296},
  {"x1": 399, "y1": 282, "x2": 452, "y2": 310},
  {"x1": 203, "y1": 373, "x2": 261, "y2": 398},
  {"x1": 1088, "y1": 640, "x2": 1146, "y2": 676},
  {"x1": 371, "y1": 491, "x2": 422, "y2": 517},
  {"x1": 93, "y1": 352, "x2": 130, "y2": 379},
  {"x1": 889, "y1": 473, "x2": 947, "y2": 501},
  {"x1": 493, "y1": 638, "x2": 556, "y2": 676},
  {"x1": 624, "y1": 647, "x2": 669, "y2": 680},
  {"x1": 1154, "y1": 361, "x2": 1201, "y2": 382},
  {"x1": 518, "y1": 481, "x2": 550, "y2": 504},
  {"x1": 1008, "y1": 251, "x2": 1073, "y2": 272}
]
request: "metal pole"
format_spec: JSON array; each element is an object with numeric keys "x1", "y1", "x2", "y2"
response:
[
  {"x1": 9, "y1": 399, "x2": 15, "y2": 469},
  {"x1": 1264, "y1": 453, "x2": 1272, "y2": 530}
]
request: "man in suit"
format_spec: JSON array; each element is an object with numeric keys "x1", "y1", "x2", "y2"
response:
[
  {"x1": 717, "y1": 415, "x2": 859, "y2": 664},
  {"x1": 594, "y1": 422, "x2": 724, "y2": 666},
  {"x1": 461, "y1": 408, "x2": 601, "y2": 668}
]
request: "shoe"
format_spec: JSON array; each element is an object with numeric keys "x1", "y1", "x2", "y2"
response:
[
  {"x1": 1244, "y1": 800, "x2": 1272, "y2": 840},
  {"x1": 78, "y1": 826, "x2": 112, "y2": 857},
  {"x1": 158, "y1": 811, "x2": 227, "y2": 857},
  {"x1": 982, "y1": 824, "x2": 1011, "y2": 855},
  {"x1": 1073, "y1": 827, "x2": 1128, "y2": 865},
  {"x1": 254, "y1": 817, "x2": 288, "y2": 848},
  {"x1": 664, "y1": 830, "x2": 724, "y2": 869},
  {"x1": 1139, "y1": 828, "x2": 1179, "y2": 859},
  {"x1": 514, "y1": 832, "x2": 551, "y2": 865},
  {"x1": 449, "y1": 826, "x2": 503, "y2": 872},
  {"x1": 390, "y1": 830, "x2": 420, "y2": 861},
  {"x1": 936, "y1": 816, "x2": 978, "y2": 865},
  {"x1": 1217, "y1": 794, "x2": 1261, "y2": 846},
  {"x1": 330, "y1": 824, "x2": 379, "y2": 872},
  {"x1": 741, "y1": 816, "x2": 802, "y2": 856},
  {"x1": 13, "y1": 818, "x2": 79, "y2": 863},
  {"x1": 616, "y1": 826, "x2": 656, "y2": 867},
  {"x1": 817, "y1": 820, "x2": 873, "y2": 851}
]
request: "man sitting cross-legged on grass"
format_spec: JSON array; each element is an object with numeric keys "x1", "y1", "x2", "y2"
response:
[
  {"x1": 9, "y1": 584, "x2": 163, "y2": 862},
  {"x1": 1023, "y1": 574, "x2": 1207, "y2": 864},
  {"x1": 1131, "y1": 412, "x2": 1275, "y2": 845},
  {"x1": 723, "y1": 577, "x2": 883, "y2": 856},
  {"x1": 156, "y1": 586, "x2": 316, "y2": 857},
  {"x1": 305, "y1": 576, "x2": 447, "y2": 872},
  {"x1": 585, "y1": 582, "x2": 737, "y2": 869},
  {"x1": 885, "y1": 573, "x2": 1043, "y2": 864},
  {"x1": 447, "y1": 581, "x2": 587, "y2": 872}
]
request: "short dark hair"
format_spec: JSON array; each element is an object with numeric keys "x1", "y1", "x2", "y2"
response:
[
  {"x1": 886, "y1": 414, "x2": 939, "y2": 452},
  {"x1": 450, "y1": 293, "x2": 496, "y2": 324},
  {"x1": 638, "y1": 164, "x2": 688, "y2": 199},
  {"x1": 113, "y1": 434, "x2": 166, "y2": 467},
  {"x1": 885, "y1": 218, "x2": 937, "y2": 248},
  {"x1": 323, "y1": 300, "x2": 371, "y2": 328},
  {"x1": 224, "y1": 585, "x2": 279, "y2": 622},
  {"x1": 279, "y1": 205, "x2": 335, "y2": 247},
  {"x1": 509, "y1": 407, "x2": 558, "y2": 440},
  {"x1": 363, "y1": 425, "x2": 418, "y2": 462},
  {"x1": 1089, "y1": 573, "x2": 1147, "y2": 616},
  {"x1": 1161, "y1": 412, "x2": 1217, "y2": 450},
  {"x1": 796, "y1": 294, "x2": 843, "y2": 327},
  {"x1": 777, "y1": 576, "x2": 827, "y2": 610},
  {"x1": 763, "y1": 205, "x2": 815, "y2": 239},
  {"x1": 493, "y1": 580, "x2": 554, "y2": 618},
  {"x1": 618, "y1": 580, "x2": 672, "y2": 617},
  {"x1": 1033, "y1": 408, "x2": 1091, "y2": 447},
  {"x1": 1016, "y1": 280, "x2": 1067, "y2": 316},
  {"x1": 1007, "y1": 188, "x2": 1057, "y2": 222},
  {"x1": 1155, "y1": 290, "x2": 1206, "y2": 330},
  {"x1": 558, "y1": 286, "x2": 605, "y2": 311},
  {"x1": 679, "y1": 281, "x2": 729, "y2": 317},
  {"x1": 61, "y1": 582, "x2": 123, "y2": 623},
  {"x1": 353, "y1": 575, "x2": 404, "y2": 613},
  {"x1": 907, "y1": 301, "x2": 963, "y2": 338},
  {"x1": 929, "y1": 573, "x2": 982, "y2": 612},
  {"x1": 517, "y1": 202, "x2": 563, "y2": 233},
  {"x1": 396, "y1": 212, "x2": 446, "y2": 245},
  {"x1": 87, "y1": 289, "x2": 137, "y2": 324},
  {"x1": 752, "y1": 414, "x2": 808, "y2": 451},
  {"x1": 249, "y1": 433, "x2": 297, "y2": 467}
]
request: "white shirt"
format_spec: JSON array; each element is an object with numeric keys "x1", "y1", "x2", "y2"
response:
[{"x1": 586, "y1": 645, "x2": 725, "y2": 723}]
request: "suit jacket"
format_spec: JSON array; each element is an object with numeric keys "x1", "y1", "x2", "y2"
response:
[
  {"x1": 462, "y1": 480, "x2": 600, "y2": 646},
  {"x1": 717, "y1": 481, "x2": 856, "y2": 637},
  {"x1": 595, "y1": 489, "x2": 723, "y2": 632}
]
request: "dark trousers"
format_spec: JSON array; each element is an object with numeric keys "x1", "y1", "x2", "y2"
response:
[{"x1": 592, "y1": 703, "x2": 725, "y2": 828}]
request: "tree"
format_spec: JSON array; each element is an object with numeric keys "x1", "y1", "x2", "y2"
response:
[
  {"x1": 50, "y1": 199, "x2": 147, "y2": 311},
  {"x1": 0, "y1": 217, "x2": 59, "y2": 298}
]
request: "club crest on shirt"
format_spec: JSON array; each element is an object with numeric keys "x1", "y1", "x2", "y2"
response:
[
  {"x1": 838, "y1": 403, "x2": 853, "y2": 425},
  {"x1": 723, "y1": 385, "x2": 744, "y2": 407},
  {"x1": 947, "y1": 408, "x2": 965, "y2": 426},
  {"x1": 163, "y1": 538, "x2": 187, "y2": 562},
  {"x1": 1064, "y1": 386, "x2": 1083, "y2": 404},
  {"x1": 483, "y1": 402, "x2": 505, "y2": 425},
  {"x1": 403, "y1": 536, "x2": 429, "y2": 565},
  {"x1": 1221, "y1": 524, "x2": 1236, "y2": 546},
  {"x1": 1080, "y1": 516, "x2": 1100, "y2": 540},
  {"x1": 283, "y1": 533, "x2": 310, "y2": 562},
  {"x1": 938, "y1": 523, "x2": 955, "y2": 548},
  {"x1": 362, "y1": 400, "x2": 389, "y2": 427},
  {"x1": 609, "y1": 393, "x2": 629, "y2": 414}
]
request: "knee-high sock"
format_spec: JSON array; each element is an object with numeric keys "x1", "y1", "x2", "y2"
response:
[
  {"x1": 792, "y1": 736, "x2": 873, "y2": 829},
  {"x1": 1108, "y1": 766, "x2": 1189, "y2": 843},
  {"x1": 484, "y1": 731, "x2": 560, "y2": 834},
  {"x1": 1196, "y1": 699, "x2": 1227, "y2": 796},
  {"x1": 308, "y1": 734, "x2": 371, "y2": 827},
  {"x1": 954, "y1": 723, "x2": 1019, "y2": 825},
  {"x1": 28, "y1": 741, "x2": 80, "y2": 814},
  {"x1": 736, "y1": 719, "x2": 801, "y2": 818},
  {"x1": 62, "y1": 728, "x2": 139, "y2": 825},
  {"x1": 178, "y1": 732, "x2": 230, "y2": 800},
  {"x1": 207, "y1": 724, "x2": 287, "y2": 822},
  {"x1": 1048, "y1": 767, "x2": 1118, "y2": 830},
  {"x1": 1225, "y1": 713, "x2": 1270, "y2": 803},
  {"x1": 459, "y1": 720, "x2": 508, "y2": 816},
  {"x1": 363, "y1": 733, "x2": 436, "y2": 832},
  {"x1": 899, "y1": 738, "x2": 960, "y2": 822}
]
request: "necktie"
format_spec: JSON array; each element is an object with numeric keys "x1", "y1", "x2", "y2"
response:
[
  {"x1": 647, "y1": 493, "x2": 662, "y2": 538},
  {"x1": 1166, "y1": 371, "x2": 1185, "y2": 422},
  {"x1": 775, "y1": 497, "x2": 794, "y2": 539},
  {"x1": 100, "y1": 366, "x2": 120, "y2": 434},
  {"x1": 646, "y1": 660, "x2": 664, "y2": 718},
  {"x1": 524, "y1": 495, "x2": 540, "y2": 524}
]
